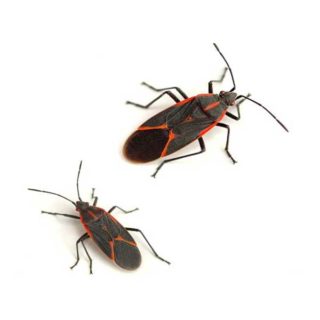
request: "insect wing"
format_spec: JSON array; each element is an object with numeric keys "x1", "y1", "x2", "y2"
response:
[
  {"x1": 87, "y1": 214, "x2": 141, "y2": 270},
  {"x1": 164, "y1": 117, "x2": 215, "y2": 156},
  {"x1": 140, "y1": 97, "x2": 194, "y2": 128}
]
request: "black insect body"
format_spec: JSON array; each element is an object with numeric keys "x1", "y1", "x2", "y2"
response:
[
  {"x1": 29, "y1": 161, "x2": 170, "y2": 273},
  {"x1": 124, "y1": 44, "x2": 288, "y2": 177}
]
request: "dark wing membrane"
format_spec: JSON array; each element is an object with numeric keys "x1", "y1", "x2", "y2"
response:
[
  {"x1": 114, "y1": 240, "x2": 141, "y2": 270},
  {"x1": 124, "y1": 128, "x2": 169, "y2": 162},
  {"x1": 86, "y1": 215, "x2": 141, "y2": 270},
  {"x1": 166, "y1": 117, "x2": 215, "y2": 156}
]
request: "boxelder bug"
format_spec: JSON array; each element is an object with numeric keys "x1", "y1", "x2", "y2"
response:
[
  {"x1": 124, "y1": 43, "x2": 288, "y2": 177},
  {"x1": 28, "y1": 161, "x2": 170, "y2": 273}
]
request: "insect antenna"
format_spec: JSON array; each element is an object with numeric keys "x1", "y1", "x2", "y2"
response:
[
  {"x1": 76, "y1": 161, "x2": 83, "y2": 201},
  {"x1": 28, "y1": 188, "x2": 76, "y2": 206},
  {"x1": 236, "y1": 95, "x2": 289, "y2": 132},
  {"x1": 213, "y1": 43, "x2": 236, "y2": 92}
]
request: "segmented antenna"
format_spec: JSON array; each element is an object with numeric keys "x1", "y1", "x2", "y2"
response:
[
  {"x1": 213, "y1": 43, "x2": 236, "y2": 92},
  {"x1": 76, "y1": 161, "x2": 83, "y2": 201},
  {"x1": 28, "y1": 188, "x2": 76, "y2": 206},
  {"x1": 236, "y1": 95, "x2": 289, "y2": 132}
]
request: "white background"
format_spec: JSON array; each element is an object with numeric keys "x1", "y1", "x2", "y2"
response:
[{"x1": 0, "y1": 1, "x2": 319, "y2": 319}]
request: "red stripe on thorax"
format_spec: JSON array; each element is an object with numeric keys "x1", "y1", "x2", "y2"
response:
[
  {"x1": 88, "y1": 210, "x2": 96, "y2": 219},
  {"x1": 204, "y1": 101, "x2": 220, "y2": 111},
  {"x1": 196, "y1": 93, "x2": 214, "y2": 97}
]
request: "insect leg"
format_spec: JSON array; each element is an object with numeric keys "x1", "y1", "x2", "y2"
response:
[
  {"x1": 81, "y1": 239, "x2": 93, "y2": 274},
  {"x1": 140, "y1": 82, "x2": 188, "y2": 99},
  {"x1": 70, "y1": 233, "x2": 92, "y2": 273},
  {"x1": 125, "y1": 227, "x2": 170, "y2": 265},
  {"x1": 208, "y1": 67, "x2": 228, "y2": 93},
  {"x1": 216, "y1": 123, "x2": 237, "y2": 164},
  {"x1": 126, "y1": 90, "x2": 180, "y2": 109},
  {"x1": 151, "y1": 137, "x2": 206, "y2": 178},
  {"x1": 108, "y1": 206, "x2": 139, "y2": 214},
  {"x1": 41, "y1": 211, "x2": 80, "y2": 219},
  {"x1": 226, "y1": 93, "x2": 251, "y2": 120}
]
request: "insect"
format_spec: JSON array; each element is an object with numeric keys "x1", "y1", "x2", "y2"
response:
[
  {"x1": 124, "y1": 43, "x2": 288, "y2": 178},
  {"x1": 28, "y1": 161, "x2": 170, "y2": 273}
]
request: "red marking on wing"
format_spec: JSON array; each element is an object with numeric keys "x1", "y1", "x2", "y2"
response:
[
  {"x1": 161, "y1": 130, "x2": 176, "y2": 157},
  {"x1": 139, "y1": 124, "x2": 168, "y2": 131},
  {"x1": 108, "y1": 214, "x2": 138, "y2": 247},
  {"x1": 114, "y1": 235, "x2": 137, "y2": 247},
  {"x1": 109, "y1": 241, "x2": 115, "y2": 260}
]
